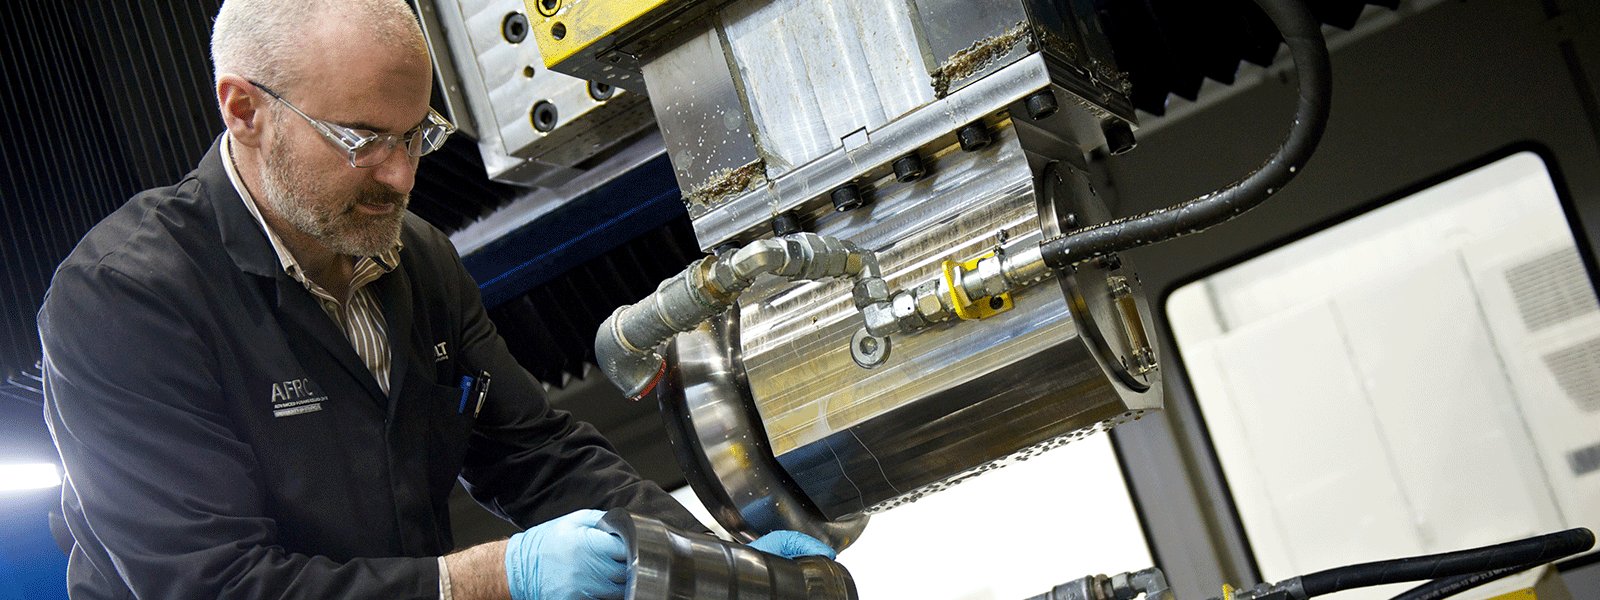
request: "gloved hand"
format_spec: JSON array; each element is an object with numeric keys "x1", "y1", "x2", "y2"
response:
[
  {"x1": 749, "y1": 530, "x2": 837, "y2": 560},
  {"x1": 504, "y1": 509, "x2": 628, "y2": 600}
]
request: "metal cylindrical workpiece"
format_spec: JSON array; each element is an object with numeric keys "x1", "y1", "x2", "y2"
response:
[{"x1": 599, "y1": 509, "x2": 858, "y2": 600}]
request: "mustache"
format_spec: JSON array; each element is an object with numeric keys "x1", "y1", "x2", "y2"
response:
[{"x1": 345, "y1": 184, "x2": 409, "y2": 213}]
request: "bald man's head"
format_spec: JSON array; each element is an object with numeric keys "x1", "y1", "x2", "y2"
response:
[{"x1": 211, "y1": 0, "x2": 427, "y2": 90}]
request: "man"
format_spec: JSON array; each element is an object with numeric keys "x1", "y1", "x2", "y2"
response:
[{"x1": 39, "y1": 1, "x2": 829, "y2": 598}]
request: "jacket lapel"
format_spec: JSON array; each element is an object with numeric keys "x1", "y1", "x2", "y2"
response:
[
  {"x1": 272, "y1": 276, "x2": 388, "y2": 405},
  {"x1": 372, "y1": 264, "x2": 414, "y2": 415}
]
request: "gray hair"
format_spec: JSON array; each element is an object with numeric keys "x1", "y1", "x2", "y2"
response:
[{"x1": 211, "y1": 0, "x2": 426, "y2": 89}]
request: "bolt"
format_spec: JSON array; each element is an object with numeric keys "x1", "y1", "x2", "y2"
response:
[
  {"x1": 1024, "y1": 89, "x2": 1059, "y2": 120},
  {"x1": 850, "y1": 327, "x2": 891, "y2": 368},
  {"x1": 892, "y1": 154, "x2": 925, "y2": 183},
  {"x1": 770, "y1": 211, "x2": 803, "y2": 236},
  {"x1": 531, "y1": 101, "x2": 558, "y2": 132},
  {"x1": 1101, "y1": 120, "x2": 1136, "y2": 155},
  {"x1": 831, "y1": 183, "x2": 865, "y2": 212},
  {"x1": 988, "y1": 296, "x2": 1005, "y2": 310},
  {"x1": 502, "y1": 12, "x2": 529, "y2": 44},
  {"x1": 957, "y1": 122, "x2": 992, "y2": 152},
  {"x1": 535, "y1": 0, "x2": 560, "y2": 17},
  {"x1": 587, "y1": 80, "x2": 615, "y2": 101}
]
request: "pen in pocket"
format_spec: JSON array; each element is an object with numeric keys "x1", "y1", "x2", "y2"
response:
[{"x1": 457, "y1": 374, "x2": 474, "y2": 414}]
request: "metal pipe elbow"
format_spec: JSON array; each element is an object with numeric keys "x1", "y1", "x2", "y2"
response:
[{"x1": 595, "y1": 306, "x2": 668, "y2": 401}]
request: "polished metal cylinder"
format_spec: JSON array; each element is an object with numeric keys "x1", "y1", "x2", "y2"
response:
[{"x1": 598, "y1": 509, "x2": 858, "y2": 600}]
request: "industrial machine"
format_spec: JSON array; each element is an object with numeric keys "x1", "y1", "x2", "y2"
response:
[
  {"x1": 545, "y1": 0, "x2": 1322, "y2": 552},
  {"x1": 424, "y1": 0, "x2": 1598, "y2": 598}
]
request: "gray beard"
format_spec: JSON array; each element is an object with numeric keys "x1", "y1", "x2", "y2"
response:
[{"x1": 258, "y1": 140, "x2": 408, "y2": 258}]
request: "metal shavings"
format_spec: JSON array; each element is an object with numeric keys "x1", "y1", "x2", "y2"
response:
[
  {"x1": 1038, "y1": 30, "x2": 1079, "y2": 64},
  {"x1": 930, "y1": 23, "x2": 1031, "y2": 98},
  {"x1": 685, "y1": 160, "x2": 765, "y2": 208}
]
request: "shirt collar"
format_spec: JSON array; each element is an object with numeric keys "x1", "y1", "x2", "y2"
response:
[{"x1": 221, "y1": 134, "x2": 402, "y2": 288}]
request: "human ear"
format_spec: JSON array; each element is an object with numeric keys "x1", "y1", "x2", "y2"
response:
[{"x1": 216, "y1": 74, "x2": 266, "y2": 148}]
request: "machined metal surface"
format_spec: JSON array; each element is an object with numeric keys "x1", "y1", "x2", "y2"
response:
[
  {"x1": 735, "y1": 129, "x2": 1161, "y2": 519},
  {"x1": 423, "y1": 0, "x2": 655, "y2": 187},
  {"x1": 719, "y1": 0, "x2": 934, "y2": 182},
  {"x1": 685, "y1": 52, "x2": 1131, "y2": 251},
  {"x1": 660, "y1": 312, "x2": 868, "y2": 549},
  {"x1": 595, "y1": 233, "x2": 884, "y2": 401},
  {"x1": 599, "y1": 509, "x2": 859, "y2": 600},
  {"x1": 638, "y1": 23, "x2": 764, "y2": 203},
  {"x1": 569, "y1": 0, "x2": 1161, "y2": 532}
]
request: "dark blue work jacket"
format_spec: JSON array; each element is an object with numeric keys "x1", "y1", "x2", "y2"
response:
[{"x1": 39, "y1": 137, "x2": 698, "y2": 599}]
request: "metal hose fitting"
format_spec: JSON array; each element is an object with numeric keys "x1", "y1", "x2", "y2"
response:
[{"x1": 595, "y1": 232, "x2": 883, "y2": 400}]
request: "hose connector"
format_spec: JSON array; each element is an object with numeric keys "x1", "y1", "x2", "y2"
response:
[{"x1": 595, "y1": 233, "x2": 880, "y2": 400}]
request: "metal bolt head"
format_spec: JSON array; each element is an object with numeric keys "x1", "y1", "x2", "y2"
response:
[
  {"x1": 831, "y1": 184, "x2": 865, "y2": 212},
  {"x1": 771, "y1": 211, "x2": 803, "y2": 236},
  {"x1": 957, "y1": 122, "x2": 992, "y2": 152},
  {"x1": 1024, "y1": 89, "x2": 1059, "y2": 120},
  {"x1": 892, "y1": 154, "x2": 925, "y2": 183},
  {"x1": 502, "y1": 12, "x2": 530, "y2": 44},
  {"x1": 1101, "y1": 120, "x2": 1137, "y2": 155},
  {"x1": 850, "y1": 327, "x2": 891, "y2": 368}
]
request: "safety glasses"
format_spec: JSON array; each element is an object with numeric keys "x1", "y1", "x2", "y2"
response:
[{"x1": 249, "y1": 80, "x2": 456, "y2": 168}]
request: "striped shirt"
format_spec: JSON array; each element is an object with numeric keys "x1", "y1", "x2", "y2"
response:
[{"x1": 222, "y1": 135, "x2": 401, "y2": 395}]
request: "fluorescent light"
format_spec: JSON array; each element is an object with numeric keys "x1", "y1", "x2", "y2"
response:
[{"x1": 0, "y1": 462, "x2": 62, "y2": 492}]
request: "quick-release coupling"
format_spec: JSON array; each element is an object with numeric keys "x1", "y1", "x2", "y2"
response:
[{"x1": 595, "y1": 232, "x2": 882, "y2": 400}]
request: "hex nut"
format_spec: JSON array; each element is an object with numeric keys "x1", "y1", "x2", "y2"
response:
[
  {"x1": 852, "y1": 277, "x2": 891, "y2": 308},
  {"x1": 914, "y1": 284, "x2": 948, "y2": 322},
  {"x1": 892, "y1": 293, "x2": 923, "y2": 332}
]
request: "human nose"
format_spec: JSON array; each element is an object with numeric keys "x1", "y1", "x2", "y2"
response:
[{"x1": 370, "y1": 149, "x2": 418, "y2": 194}]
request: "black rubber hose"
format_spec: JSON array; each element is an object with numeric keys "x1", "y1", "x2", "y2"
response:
[
  {"x1": 1387, "y1": 561, "x2": 1541, "y2": 600},
  {"x1": 1297, "y1": 527, "x2": 1594, "y2": 598},
  {"x1": 1039, "y1": 0, "x2": 1331, "y2": 269}
]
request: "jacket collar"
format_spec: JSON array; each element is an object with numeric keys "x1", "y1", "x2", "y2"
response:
[{"x1": 202, "y1": 134, "x2": 281, "y2": 280}]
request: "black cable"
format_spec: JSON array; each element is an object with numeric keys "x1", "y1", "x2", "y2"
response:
[
  {"x1": 1039, "y1": 0, "x2": 1332, "y2": 269},
  {"x1": 1294, "y1": 527, "x2": 1594, "y2": 598},
  {"x1": 1388, "y1": 560, "x2": 1542, "y2": 600}
]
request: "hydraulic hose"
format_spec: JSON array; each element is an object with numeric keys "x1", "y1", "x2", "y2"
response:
[
  {"x1": 1296, "y1": 527, "x2": 1594, "y2": 598},
  {"x1": 1388, "y1": 562, "x2": 1541, "y2": 600},
  {"x1": 1039, "y1": 0, "x2": 1332, "y2": 269}
]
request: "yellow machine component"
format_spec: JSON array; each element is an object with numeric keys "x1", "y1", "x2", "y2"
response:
[
  {"x1": 942, "y1": 252, "x2": 1014, "y2": 321},
  {"x1": 525, "y1": 0, "x2": 668, "y2": 68}
]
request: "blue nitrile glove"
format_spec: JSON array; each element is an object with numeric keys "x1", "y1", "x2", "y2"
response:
[
  {"x1": 505, "y1": 509, "x2": 628, "y2": 600},
  {"x1": 749, "y1": 530, "x2": 837, "y2": 560}
]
